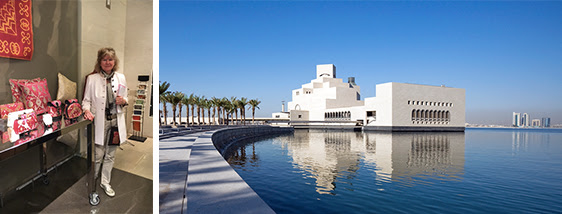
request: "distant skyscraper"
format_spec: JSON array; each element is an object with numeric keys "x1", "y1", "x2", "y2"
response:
[
  {"x1": 513, "y1": 112, "x2": 521, "y2": 127},
  {"x1": 522, "y1": 113, "x2": 529, "y2": 127},
  {"x1": 542, "y1": 117, "x2": 551, "y2": 128},
  {"x1": 532, "y1": 119, "x2": 541, "y2": 127}
]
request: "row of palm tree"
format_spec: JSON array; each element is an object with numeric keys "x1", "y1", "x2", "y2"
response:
[{"x1": 159, "y1": 81, "x2": 262, "y2": 127}]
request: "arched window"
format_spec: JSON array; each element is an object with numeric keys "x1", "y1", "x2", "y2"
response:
[
  {"x1": 446, "y1": 111, "x2": 450, "y2": 121},
  {"x1": 412, "y1": 109, "x2": 416, "y2": 120}
]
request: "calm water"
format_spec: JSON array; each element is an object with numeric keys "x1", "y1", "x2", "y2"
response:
[{"x1": 225, "y1": 128, "x2": 562, "y2": 213}]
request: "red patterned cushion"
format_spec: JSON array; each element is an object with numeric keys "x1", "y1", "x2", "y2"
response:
[
  {"x1": 20, "y1": 79, "x2": 52, "y2": 114},
  {"x1": 0, "y1": 102, "x2": 24, "y2": 119},
  {"x1": 9, "y1": 78, "x2": 41, "y2": 103}
]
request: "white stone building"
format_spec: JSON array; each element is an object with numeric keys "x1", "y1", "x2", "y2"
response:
[{"x1": 286, "y1": 64, "x2": 466, "y2": 131}]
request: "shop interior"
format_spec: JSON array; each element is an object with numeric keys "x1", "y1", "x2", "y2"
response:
[{"x1": 0, "y1": 0, "x2": 153, "y2": 212}]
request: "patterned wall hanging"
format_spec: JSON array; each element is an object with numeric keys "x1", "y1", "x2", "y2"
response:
[{"x1": 0, "y1": 0, "x2": 33, "y2": 60}]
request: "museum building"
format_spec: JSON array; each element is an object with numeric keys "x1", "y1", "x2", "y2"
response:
[{"x1": 287, "y1": 64, "x2": 465, "y2": 131}]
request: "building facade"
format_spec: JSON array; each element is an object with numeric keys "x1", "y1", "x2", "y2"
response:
[
  {"x1": 513, "y1": 112, "x2": 522, "y2": 127},
  {"x1": 287, "y1": 64, "x2": 466, "y2": 131},
  {"x1": 542, "y1": 117, "x2": 551, "y2": 128}
]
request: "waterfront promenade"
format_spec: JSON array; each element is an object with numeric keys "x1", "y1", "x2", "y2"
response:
[{"x1": 159, "y1": 126, "x2": 277, "y2": 214}]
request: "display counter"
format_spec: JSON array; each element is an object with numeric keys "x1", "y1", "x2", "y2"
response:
[{"x1": 0, "y1": 119, "x2": 94, "y2": 207}]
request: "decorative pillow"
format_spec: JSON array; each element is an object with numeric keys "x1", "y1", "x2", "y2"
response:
[
  {"x1": 57, "y1": 73, "x2": 77, "y2": 101},
  {"x1": 9, "y1": 78, "x2": 41, "y2": 103},
  {"x1": 20, "y1": 79, "x2": 52, "y2": 114},
  {"x1": 0, "y1": 102, "x2": 24, "y2": 119}
]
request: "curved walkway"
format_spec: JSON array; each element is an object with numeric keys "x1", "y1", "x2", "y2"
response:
[{"x1": 159, "y1": 127, "x2": 276, "y2": 214}]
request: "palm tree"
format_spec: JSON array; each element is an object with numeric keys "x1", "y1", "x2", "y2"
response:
[
  {"x1": 159, "y1": 81, "x2": 171, "y2": 126},
  {"x1": 206, "y1": 99, "x2": 213, "y2": 125},
  {"x1": 248, "y1": 99, "x2": 261, "y2": 124},
  {"x1": 230, "y1": 96, "x2": 238, "y2": 125},
  {"x1": 181, "y1": 95, "x2": 189, "y2": 127},
  {"x1": 223, "y1": 99, "x2": 233, "y2": 125},
  {"x1": 200, "y1": 98, "x2": 208, "y2": 125},
  {"x1": 239, "y1": 97, "x2": 249, "y2": 125},
  {"x1": 211, "y1": 97, "x2": 221, "y2": 125},
  {"x1": 221, "y1": 97, "x2": 229, "y2": 125},
  {"x1": 228, "y1": 104, "x2": 236, "y2": 125},
  {"x1": 168, "y1": 91, "x2": 184, "y2": 127},
  {"x1": 196, "y1": 95, "x2": 205, "y2": 125},
  {"x1": 176, "y1": 92, "x2": 186, "y2": 125},
  {"x1": 189, "y1": 94, "x2": 197, "y2": 126}
]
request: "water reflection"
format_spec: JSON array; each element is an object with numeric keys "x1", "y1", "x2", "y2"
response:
[
  {"x1": 512, "y1": 131, "x2": 551, "y2": 154},
  {"x1": 227, "y1": 130, "x2": 465, "y2": 194}
]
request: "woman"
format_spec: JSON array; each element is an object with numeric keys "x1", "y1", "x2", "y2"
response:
[{"x1": 82, "y1": 47, "x2": 128, "y2": 197}]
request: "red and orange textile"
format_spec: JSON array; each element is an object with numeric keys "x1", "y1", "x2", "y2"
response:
[{"x1": 0, "y1": 0, "x2": 33, "y2": 60}]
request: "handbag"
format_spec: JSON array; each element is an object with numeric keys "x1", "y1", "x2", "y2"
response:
[
  {"x1": 7, "y1": 109, "x2": 39, "y2": 145},
  {"x1": 108, "y1": 126, "x2": 120, "y2": 146},
  {"x1": 64, "y1": 99, "x2": 83, "y2": 126},
  {"x1": 0, "y1": 102, "x2": 25, "y2": 146},
  {"x1": 48, "y1": 100, "x2": 63, "y2": 130}
]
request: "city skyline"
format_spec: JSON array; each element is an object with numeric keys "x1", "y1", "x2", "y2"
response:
[
  {"x1": 512, "y1": 112, "x2": 551, "y2": 128},
  {"x1": 160, "y1": 1, "x2": 562, "y2": 125}
]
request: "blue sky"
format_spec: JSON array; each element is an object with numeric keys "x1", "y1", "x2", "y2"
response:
[{"x1": 160, "y1": 1, "x2": 562, "y2": 125}]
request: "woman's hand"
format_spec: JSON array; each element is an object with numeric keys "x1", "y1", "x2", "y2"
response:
[
  {"x1": 84, "y1": 110, "x2": 94, "y2": 121},
  {"x1": 116, "y1": 96, "x2": 127, "y2": 105}
]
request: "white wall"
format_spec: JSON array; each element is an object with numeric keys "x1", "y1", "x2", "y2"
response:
[
  {"x1": 391, "y1": 82, "x2": 465, "y2": 127},
  {"x1": 364, "y1": 83, "x2": 393, "y2": 126},
  {"x1": 79, "y1": 0, "x2": 154, "y2": 151},
  {"x1": 124, "y1": 1, "x2": 153, "y2": 137}
]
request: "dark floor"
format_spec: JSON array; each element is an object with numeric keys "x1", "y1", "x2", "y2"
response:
[
  {"x1": 0, "y1": 156, "x2": 152, "y2": 213},
  {"x1": 0, "y1": 156, "x2": 86, "y2": 213}
]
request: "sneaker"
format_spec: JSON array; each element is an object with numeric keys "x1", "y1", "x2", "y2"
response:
[{"x1": 100, "y1": 183, "x2": 116, "y2": 197}]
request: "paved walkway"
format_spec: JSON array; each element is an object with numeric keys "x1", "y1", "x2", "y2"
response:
[
  {"x1": 159, "y1": 129, "x2": 275, "y2": 214},
  {"x1": 159, "y1": 132, "x2": 204, "y2": 213}
]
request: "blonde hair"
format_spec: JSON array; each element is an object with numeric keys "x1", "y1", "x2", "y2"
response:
[{"x1": 94, "y1": 47, "x2": 120, "y2": 73}]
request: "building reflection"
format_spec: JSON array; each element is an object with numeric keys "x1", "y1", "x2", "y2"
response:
[
  {"x1": 511, "y1": 131, "x2": 551, "y2": 154},
  {"x1": 226, "y1": 130, "x2": 465, "y2": 195},
  {"x1": 284, "y1": 130, "x2": 465, "y2": 194}
]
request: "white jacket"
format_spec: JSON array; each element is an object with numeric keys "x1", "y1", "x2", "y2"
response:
[{"x1": 82, "y1": 72, "x2": 128, "y2": 146}]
